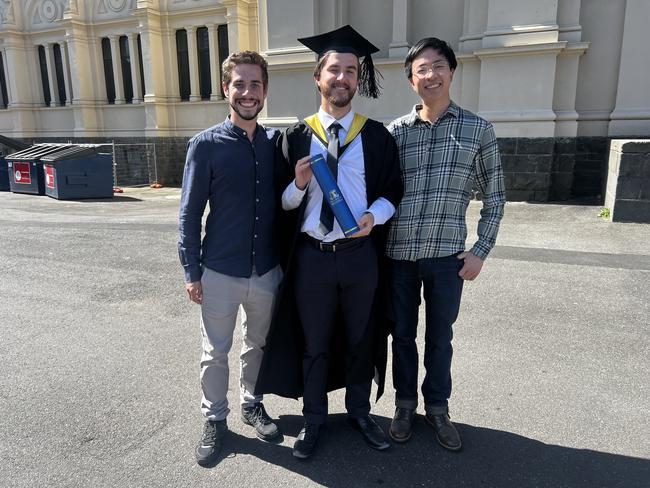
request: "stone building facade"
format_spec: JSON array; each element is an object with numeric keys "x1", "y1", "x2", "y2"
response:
[{"x1": 1, "y1": 0, "x2": 648, "y2": 200}]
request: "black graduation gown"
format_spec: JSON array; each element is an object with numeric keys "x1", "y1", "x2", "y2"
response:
[{"x1": 255, "y1": 117, "x2": 403, "y2": 401}]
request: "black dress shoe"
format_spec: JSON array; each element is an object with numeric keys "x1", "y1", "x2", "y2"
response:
[
  {"x1": 389, "y1": 407, "x2": 416, "y2": 443},
  {"x1": 195, "y1": 419, "x2": 228, "y2": 466},
  {"x1": 425, "y1": 411, "x2": 462, "y2": 451},
  {"x1": 347, "y1": 415, "x2": 390, "y2": 451},
  {"x1": 293, "y1": 423, "x2": 322, "y2": 459}
]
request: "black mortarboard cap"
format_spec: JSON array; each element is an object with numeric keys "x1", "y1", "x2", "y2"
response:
[{"x1": 298, "y1": 25, "x2": 382, "y2": 98}]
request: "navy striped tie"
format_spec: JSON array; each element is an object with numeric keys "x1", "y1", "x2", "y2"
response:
[{"x1": 319, "y1": 122, "x2": 341, "y2": 233}]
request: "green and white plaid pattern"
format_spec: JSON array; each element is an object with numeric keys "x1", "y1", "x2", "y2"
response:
[{"x1": 386, "y1": 102, "x2": 505, "y2": 261}]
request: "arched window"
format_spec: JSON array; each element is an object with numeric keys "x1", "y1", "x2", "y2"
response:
[
  {"x1": 37, "y1": 45, "x2": 51, "y2": 106},
  {"x1": 176, "y1": 29, "x2": 190, "y2": 101},
  {"x1": 101, "y1": 38, "x2": 116, "y2": 104},
  {"x1": 52, "y1": 44, "x2": 66, "y2": 105},
  {"x1": 119, "y1": 35, "x2": 133, "y2": 103},
  {"x1": 196, "y1": 27, "x2": 211, "y2": 100},
  {"x1": 0, "y1": 52, "x2": 9, "y2": 109}
]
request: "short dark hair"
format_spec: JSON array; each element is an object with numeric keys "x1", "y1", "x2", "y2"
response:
[
  {"x1": 404, "y1": 38, "x2": 457, "y2": 79},
  {"x1": 222, "y1": 50, "x2": 269, "y2": 88}
]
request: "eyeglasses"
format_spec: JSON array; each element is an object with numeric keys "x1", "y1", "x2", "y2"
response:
[{"x1": 413, "y1": 62, "x2": 450, "y2": 78}]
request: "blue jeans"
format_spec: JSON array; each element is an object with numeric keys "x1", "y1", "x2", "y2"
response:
[{"x1": 388, "y1": 255, "x2": 464, "y2": 412}]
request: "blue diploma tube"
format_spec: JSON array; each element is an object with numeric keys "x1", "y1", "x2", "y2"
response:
[{"x1": 309, "y1": 153, "x2": 360, "y2": 236}]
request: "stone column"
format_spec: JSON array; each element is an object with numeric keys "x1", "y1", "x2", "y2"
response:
[
  {"x1": 389, "y1": 0, "x2": 409, "y2": 58},
  {"x1": 185, "y1": 26, "x2": 200, "y2": 101},
  {"x1": 127, "y1": 33, "x2": 143, "y2": 103},
  {"x1": 475, "y1": 0, "x2": 561, "y2": 137},
  {"x1": 109, "y1": 35, "x2": 125, "y2": 104},
  {"x1": 65, "y1": 27, "x2": 102, "y2": 135},
  {"x1": 207, "y1": 23, "x2": 221, "y2": 100},
  {"x1": 60, "y1": 41, "x2": 73, "y2": 105},
  {"x1": 609, "y1": 0, "x2": 650, "y2": 136},
  {"x1": 44, "y1": 43, "x2": 60, "y2": 106},
  {"x1": 223, "y1": 0, "x2": 256, "y2": 52}
]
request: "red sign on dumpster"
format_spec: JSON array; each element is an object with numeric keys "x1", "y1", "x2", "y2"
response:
[
  {"x1": 45, "y1": 165, "x2": 55, "y2": 189},
  {"x1": 13, "y1": 162, "x2": 31, "y2": 184}
]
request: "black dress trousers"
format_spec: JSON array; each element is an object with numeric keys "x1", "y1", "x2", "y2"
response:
[{"x1": 293, "y1": 236, "x2": 378, "y2": 425}]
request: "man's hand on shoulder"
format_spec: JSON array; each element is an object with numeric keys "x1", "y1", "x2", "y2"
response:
[
  {"x1": 457, "y1": 251, "x2": 484, "y2": 281},
  {"x1": 186, "y1": 281, "x2": 203, "y2": 304},
  {"x1": 352, "y1": 212, "x2": 375, "y2": 237}
]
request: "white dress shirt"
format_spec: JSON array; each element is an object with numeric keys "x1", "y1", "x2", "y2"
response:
[{"x1": 282, "y1": 108, "x2": 396, "y2": 242}]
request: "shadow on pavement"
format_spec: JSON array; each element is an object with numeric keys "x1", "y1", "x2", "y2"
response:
[
  {"x1": 208, "y1": 414, "x2": 649, "y2": 488},
  {"x1": 72, "y1": 195, "x2": 143, "y2": 203}
]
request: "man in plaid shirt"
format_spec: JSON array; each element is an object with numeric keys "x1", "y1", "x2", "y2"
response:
[{"x1": 386, "y1": 37, "x2": 506, "y2": 451}]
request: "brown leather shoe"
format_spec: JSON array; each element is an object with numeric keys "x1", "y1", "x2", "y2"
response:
[
  {"x1": 389, "y1": 407, "x2": 415, "y2": 443},
  {"x1": 424, "y1": 410, "x2": 462, "y2": 451}
]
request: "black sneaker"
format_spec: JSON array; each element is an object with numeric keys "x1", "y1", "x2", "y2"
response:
[
  {"x1": 195, "y1": 419, "x2": 228, "y2": 467},
  {"x1": 241, "y1": 403, "x2": 280, "y2": 440},
  {"x1": 389, "y1": 407, "x2": 416, "y2": 443}
]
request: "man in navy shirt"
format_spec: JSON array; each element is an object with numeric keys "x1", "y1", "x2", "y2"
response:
[{"x1": 178, "y1": 51, "x2": 282, "y2": 467}]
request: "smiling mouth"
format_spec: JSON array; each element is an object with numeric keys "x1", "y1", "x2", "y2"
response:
[
  {"x1": 237, "y1": 99, "x2": 258, "y2": 108},
  {"x1": 425, "y1": 82, "x2": 442, "y2": 89}
]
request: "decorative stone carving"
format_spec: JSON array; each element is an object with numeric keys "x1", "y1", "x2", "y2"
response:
[
  {"x1": 95, "y1": 0, "x2": 135, "y2": 17},
  {"x1": 0, "y1": 0, "x2": 16, "y2": 25},
  {"x1": 32, "y1": 0, "x2": 67, "y2": 26}
]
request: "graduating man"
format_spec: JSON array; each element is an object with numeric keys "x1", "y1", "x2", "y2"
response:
[
  {"x1": 386, "y1": 38, "x2": 506, "y2": 451},
  {"x1": 178, "y1": 51, "x2": 284, "y2": 467},
  {"x1": 255, "y1": 25, "x2": 403, "y2": 459}
]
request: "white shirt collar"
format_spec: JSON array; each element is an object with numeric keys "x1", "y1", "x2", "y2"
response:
[{"x1": 317, "y1": 107, "x2": 355, "y2": 134}]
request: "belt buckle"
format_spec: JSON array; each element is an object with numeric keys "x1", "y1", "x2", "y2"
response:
[{"x1": 319, "y1": 241, "x2": 336, "y2": 252}]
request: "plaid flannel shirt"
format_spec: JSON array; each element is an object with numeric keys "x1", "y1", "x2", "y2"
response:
[{"x1": 386, "y1": 102, "x2": 505, "y2": 261}]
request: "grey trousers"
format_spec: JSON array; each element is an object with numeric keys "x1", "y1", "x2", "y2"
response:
[{"x1": 199, "y1": 265, "x2": 282, "y2": 421}]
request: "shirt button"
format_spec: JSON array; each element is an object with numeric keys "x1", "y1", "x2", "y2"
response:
[
  {"x1": 255, "y1": 216, "x2": 259, "y2": 220},
  {"x1": 243, "y1": 131, "x2": 247, "y2": 136},
  {"x1": 254, "y1": 234, "x2": 258, "y2": 238},
  {"x1": 256, "y1": 161, "x2": 259, "y2": 165},
  {"x1": 252, "y1": 251, "x2": 256, "y2": 255},
  {"x1": 256, "y1": 180, "x2": 259, "y2": 184},
  {"x1": 256, "y1": 198, "x2": 259, "y2": 202}
]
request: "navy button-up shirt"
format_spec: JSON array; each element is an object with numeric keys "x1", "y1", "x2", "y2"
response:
[{"x1": 178, "y1": 117, "x2": 279, "y2": 283}]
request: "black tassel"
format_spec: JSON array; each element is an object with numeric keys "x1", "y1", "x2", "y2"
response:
[{"x1": 359, "y1": 55, "x2": 382, "y2": 98}]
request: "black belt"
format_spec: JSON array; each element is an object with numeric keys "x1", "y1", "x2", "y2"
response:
[{"x1": 302, "y1": 234, "x2": 367, "y2": 253}]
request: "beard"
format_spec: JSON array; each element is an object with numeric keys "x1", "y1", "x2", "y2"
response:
[
  {"x1": 322, "y1": 83, "x2": 356, "y2": 108},
  {"x1": 229, "y1": 98, "x2": 264, "y2": 121}
]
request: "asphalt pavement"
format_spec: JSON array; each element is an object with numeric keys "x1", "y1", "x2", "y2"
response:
[{"x1": 0, "y1": 188, "x2": 648, "y2": 488}]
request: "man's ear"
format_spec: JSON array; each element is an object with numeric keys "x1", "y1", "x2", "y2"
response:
[{"x1": 222, "y1": 83, "x2": 229, "y2": 98}]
